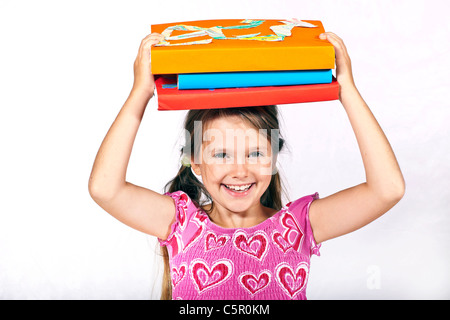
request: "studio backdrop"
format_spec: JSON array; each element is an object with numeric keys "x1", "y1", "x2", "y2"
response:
[{"x1": 0, "y1": 0, "x2": 448, "y2": 299}]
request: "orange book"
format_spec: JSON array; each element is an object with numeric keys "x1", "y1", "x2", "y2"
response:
[{"x1": 151, "y1": 19, "x2": 335, "y2": 74}]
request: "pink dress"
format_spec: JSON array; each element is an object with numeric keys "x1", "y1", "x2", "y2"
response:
[{"x1": 159, "y1": 191, "x2": 321, "y2": 300}]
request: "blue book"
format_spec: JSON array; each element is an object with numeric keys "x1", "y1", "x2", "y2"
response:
[{"x1": 178, "y1": 69, "x2": 332, "y2": 89}]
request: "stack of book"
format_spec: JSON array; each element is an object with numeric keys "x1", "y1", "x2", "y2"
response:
[{"x1": 151, "y1": 19, "x2": 338, "y2": 110}]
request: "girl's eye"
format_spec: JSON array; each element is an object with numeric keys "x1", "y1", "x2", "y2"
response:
[
  {"x1": 213, "y1": 152, "x2": 228, "y2": 159},
  {"x1": 249, "y1": 151, "x2": 263, "y2": 158}
]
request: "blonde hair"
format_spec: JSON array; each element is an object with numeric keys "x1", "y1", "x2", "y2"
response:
[{"x1": 160, "y1": 105, "x2": 286, "y2": 300}]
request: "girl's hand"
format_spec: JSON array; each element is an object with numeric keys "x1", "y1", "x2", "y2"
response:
[
  {"x1": 132, "y1": 33, "x2": 164, "y2": 98},
  {"x1": 319, "y1": 32, "x2": 356, "y2": 93}
]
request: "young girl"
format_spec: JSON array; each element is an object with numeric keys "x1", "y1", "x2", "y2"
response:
[{"x1": 88, "y1": 32, "x2": 405, "y2": 300}]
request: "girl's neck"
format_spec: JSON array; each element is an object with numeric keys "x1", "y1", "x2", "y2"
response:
[{"x1": 203, "y1": 203, "x2": 278, "y2": 229}]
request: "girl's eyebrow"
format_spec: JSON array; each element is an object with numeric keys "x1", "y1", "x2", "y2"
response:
[
  {"x1": 247, "y1": 147, "x2": 260, "y2": 153},
  {"x1": 248, "y1": 145, "x2": 264, "y2": 150},
  {"x1": 209, "y1": 147, "x2": 227, "y2": 153}
]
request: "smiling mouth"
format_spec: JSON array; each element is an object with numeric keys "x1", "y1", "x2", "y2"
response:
[{"x1": 223, "y1": 183, "x2": 254, "y2": 192}]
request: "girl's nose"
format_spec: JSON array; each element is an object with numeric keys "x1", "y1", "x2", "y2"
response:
[{"x1": 231, "y1": 162, "x2": 249, "y2": 179}]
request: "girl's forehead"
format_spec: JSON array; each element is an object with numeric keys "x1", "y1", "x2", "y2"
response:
[
  {"x1": 204, "y1": 115, "x2": 255, "y2": 131},
  {"x1": 199, "y1": 117, "x2": 272, "y2": 153},
  {"x1": 203, "y1": 117, "x2": 263, "y2": 142}
]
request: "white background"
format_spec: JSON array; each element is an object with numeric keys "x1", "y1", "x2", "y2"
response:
[{"x1": 1, "y1": 0, "x2": 449, "y2": 299}]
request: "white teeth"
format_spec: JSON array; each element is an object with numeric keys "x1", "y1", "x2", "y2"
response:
[{"x1": 225, "y1": 184, "x2": 252, "y2": 191}]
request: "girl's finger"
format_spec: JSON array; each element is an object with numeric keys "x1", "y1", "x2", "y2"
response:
[
  {"x1": 140, "y1": 36, "x2": 163, "y2": 53},
  {"x1": 141, "y1": 33, "x2": 164, "y2": 46},
  {"x1": 319, "y1": 32, "x2": 354, "y2": 86},
  {"x1": 319, "y1": 32, "x2": 349, "y2": 60},
  {"x1": 320, "y1": 32, "x2": 343, "y2": 49},
  {"x1": 142, "y1": 34, "x2": 164, "y2": 44},
  {"x1": 142, "y1": 32, "x2": 164, "y2": 41}
]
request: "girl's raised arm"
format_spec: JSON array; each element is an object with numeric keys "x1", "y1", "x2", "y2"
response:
[
  {"x1": 88, "y1": 33, "x2": 176, "y2": 240},
  {"x1": 309, "y1": 32, "x2": 405, "y2": 244}
]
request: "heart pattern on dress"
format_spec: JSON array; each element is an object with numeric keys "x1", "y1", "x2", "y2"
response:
[
  {"x1": 181, "y1": 225, "x2": 205, "y2": 255},
  {"x1": 272, "y1": 211, "x2": 304, "y2": 253},
  {"x1": 275, "y1": 262, "x2": 309, "y2": 299},
  {"x1": 233, "y1": 230, "x2": 268, "y2": 261},
  {"x1": 272, "y1": 230, "x2": 292, "y2": 253},
  {"x1": 171, "y1": 263, "x2": 187, "y2": 288},
  {"x1": 238, "y1": 271, "x2": 271, "y2": 295},
  {"x1": 205, "y1": 232, "x2": 229, "y2": 251},
  {"x1": 190, "y1": 259, "x2": 233, "y2": 293},
  {"x1": 177, "y1": 192, "x2": 190, "y2": 230},
  {"x1": 182, "y1": 210, "x2": 207, "y2": 253}
]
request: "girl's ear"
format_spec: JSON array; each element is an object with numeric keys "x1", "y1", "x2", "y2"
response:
[{"x1": 191, "y1": 161, "x2": 201, "y2": 176}]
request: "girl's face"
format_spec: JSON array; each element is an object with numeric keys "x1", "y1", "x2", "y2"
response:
[{"x1": 191, "y1": 115, "x2": 276, "y2": 217}]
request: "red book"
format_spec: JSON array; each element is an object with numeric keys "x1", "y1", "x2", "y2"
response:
[{"x1": 155, "y1": 75, "x2": 339, "y2": 111}]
